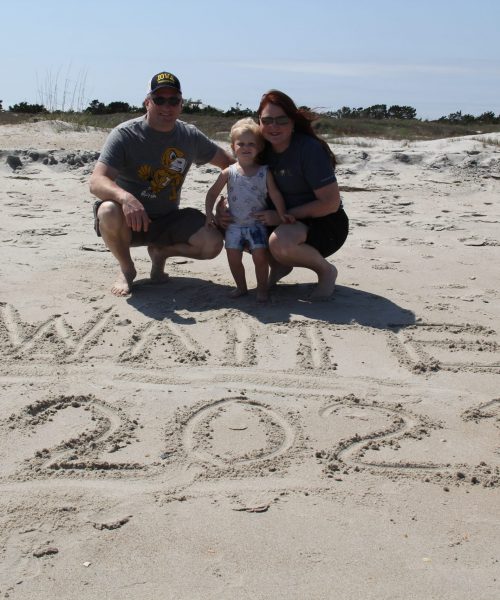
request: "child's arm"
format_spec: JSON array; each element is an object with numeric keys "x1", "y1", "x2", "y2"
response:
[
  {"x1": 205, "y1": 169, "x2": 229, "y2": 226},
  {"x1": 266, "y1": 170, "x2": 295, "y2": 224}
]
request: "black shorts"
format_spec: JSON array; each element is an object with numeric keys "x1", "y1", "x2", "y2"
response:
[
  {"x1": 93, "y1": 201, "x2": 206, "y2": 247},
  {"x1": 303, "y1": 208, "x2": 349, "y2": 257}
]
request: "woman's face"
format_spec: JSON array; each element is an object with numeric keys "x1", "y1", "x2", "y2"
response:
[{"x1": 259, "y1": 102, "x2": 294, "y2": 152}]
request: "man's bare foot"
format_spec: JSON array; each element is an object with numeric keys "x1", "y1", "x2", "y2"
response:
[
  {"x1": 148, "y1": 246, "x2": 169, "y2": 283},
  {"x1": 111, "y1": 267, "x2": 136, "y2": 297},
  {"x1": 228, "y1": 287, "x2": 248, "y2": 298},
  {"x1": 150, "y1": 269, "x2": 170, "y2": 284},
  {"x1": 310, "y1": 264, "x2": 338, "y2": 301},
  {"x1": 268, "y1": 264, "x2": 293, "y2": 288}
]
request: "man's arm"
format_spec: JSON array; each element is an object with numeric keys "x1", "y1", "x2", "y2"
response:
[
  {"x1": 89, "y1": 162, "x2": 151, "y2": 232},
  {"x1": 209, "y1": 147, "x2": 235, "y2": 169},
  {"x1": 205, "y1": 169, "x2": 229, "y2": 225}
]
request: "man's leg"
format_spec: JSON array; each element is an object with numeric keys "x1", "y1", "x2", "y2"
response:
[
  {"x1": 97, "y1": 201, "x2": 135, "y2": 296},
  {"x1": 148, "y1": 225, "x2": 223, "y2": 276}
]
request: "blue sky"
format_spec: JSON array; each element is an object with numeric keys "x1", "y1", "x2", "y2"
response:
[{"x1": 1, "y1": 0, "x2": 499, "y2": 119}]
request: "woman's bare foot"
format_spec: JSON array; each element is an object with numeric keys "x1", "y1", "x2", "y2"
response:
[
  {"x1": 111, "y1": 267, "x2": 136, "y2": 297},
  {"x1": 268, "y1": 264, "x2": 293, "y2": 288},
  {"x1": 310, "y1": 264, "x2": 338, "y2": 301},
  {"x1": 228, "y1": 287, "x2": 248, "y2": 298}
]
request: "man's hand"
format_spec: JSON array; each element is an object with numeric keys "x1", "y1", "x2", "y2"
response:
[
  {"x1": 122, "y1": 194, "x2": 151, "y2": 232},
  {"x1": 214, "y1": 195, "x2": 233, "y2": 230}
]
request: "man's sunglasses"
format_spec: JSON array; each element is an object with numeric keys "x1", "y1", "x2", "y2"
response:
[
  {"x1": 260, "y1": 116, "x2": 291, "y2": 126},
  {"x1": 151, "y1": 95, "x2": 182, "y2": 107}
]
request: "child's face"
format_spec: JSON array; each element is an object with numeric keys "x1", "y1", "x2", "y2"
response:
[{"x1": 232, "y1": 131, "x2": 262, "y2": 163}]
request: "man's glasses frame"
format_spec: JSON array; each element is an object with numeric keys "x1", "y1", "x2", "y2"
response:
[
  {"x1": 151, "y1": 95, "x2": 182, "y2": 107},
  {"x1": 260, "y1": 116, "x2": 291, "y2": 126}
]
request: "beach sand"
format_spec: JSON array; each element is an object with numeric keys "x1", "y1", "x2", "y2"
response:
[{"x1": 0, "y1": 120, "x2": 499, "y2": 599}]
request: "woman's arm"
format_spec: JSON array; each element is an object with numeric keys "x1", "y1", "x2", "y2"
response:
[
  {"x1": 289, "y1": 181, "x2": 341, "y2": 219},
  {"x1": 254, "y1": 181, "x2": 341, "y2": 226},
  {"x1": 266, "y1": 171, "x2": 295, "y2": 223}
]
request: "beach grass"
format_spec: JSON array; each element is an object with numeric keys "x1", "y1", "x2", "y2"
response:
[{"x1": 2, "y1": 110, "x2": 500, "y2": 141}]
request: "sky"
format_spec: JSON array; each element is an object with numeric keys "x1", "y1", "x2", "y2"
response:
[{"x1": 1, "y1": 0, "x2": 499, "y2": 120}]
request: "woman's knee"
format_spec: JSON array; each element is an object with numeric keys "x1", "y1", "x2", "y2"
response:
[{"x1": 269, "y1": 235, "x2": 295, "y2": 261}]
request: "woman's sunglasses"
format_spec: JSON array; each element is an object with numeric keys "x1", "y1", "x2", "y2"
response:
[
  {"x1": 260, "y1": 116, "x2": 291, "y2": 126},
  {"x1": 151, "y1": 95, "x2": 182, "y2": 106}
]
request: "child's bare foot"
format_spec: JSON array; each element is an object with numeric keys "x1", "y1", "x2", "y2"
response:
[
  {"x1": 310, "y1": 264, "x2": 337, "y2": 301},
  {"x1": 111, "y1": 267, "x2": 136, "y2": 297},
  {"x1": 228, "y1": 287, "x2": 248, "y2": 298}
]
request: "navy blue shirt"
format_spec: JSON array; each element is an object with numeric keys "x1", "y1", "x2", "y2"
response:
[{"x1": 264, "y1": 133, "x2": 337, "y2": 209}]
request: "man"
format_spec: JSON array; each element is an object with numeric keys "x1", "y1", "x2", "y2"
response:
[{"x1": 89, "y1": 71, "x2": 234, "y2": 296}]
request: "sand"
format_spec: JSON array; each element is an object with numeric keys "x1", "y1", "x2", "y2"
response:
[{"x1": 0, "y1": 120, "x2": 499, "y2": 599}]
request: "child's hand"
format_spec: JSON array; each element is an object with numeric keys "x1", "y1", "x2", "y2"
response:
[{"x1": 281, "y1": 213, "x2": 296, "y2": 224}]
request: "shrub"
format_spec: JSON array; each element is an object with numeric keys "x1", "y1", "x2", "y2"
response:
[{"x1": 9, "y1": 101, "x2": 48, "y2": 114}]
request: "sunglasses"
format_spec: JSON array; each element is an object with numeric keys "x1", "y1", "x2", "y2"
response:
[
  {"x1": 151, "y1": 95, "x2": 182, "y2": 107},
  {"x1": 260, "y1": 116, "x2": 291, "y2": 126}
]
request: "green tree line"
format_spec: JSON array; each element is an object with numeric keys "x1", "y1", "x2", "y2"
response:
[{"x1": 2, "y1": 98, "x2": 499, "y2": 124}]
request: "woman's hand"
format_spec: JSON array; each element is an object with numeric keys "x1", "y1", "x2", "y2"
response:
[{"x1": 253, "y1": 209, "x2": 282, "y2": 227}]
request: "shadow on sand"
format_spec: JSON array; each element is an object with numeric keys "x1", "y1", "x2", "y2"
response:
[{"x1": 126, "y1": 275, "x2": 415, "y2": 332}]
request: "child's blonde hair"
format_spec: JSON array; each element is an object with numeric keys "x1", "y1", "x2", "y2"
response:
[{"x1": 230, "y1": 117, "x2": 264, "y2": 150}]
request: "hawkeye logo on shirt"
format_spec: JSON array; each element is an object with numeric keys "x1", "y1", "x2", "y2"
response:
[{"x1": 138, "y1": 147, "x2": 187, "y2": 201}]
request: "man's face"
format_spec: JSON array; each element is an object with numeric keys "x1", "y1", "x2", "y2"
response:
[{"x1": 145, "y1": 87, "x2": 183, "y2": 131}]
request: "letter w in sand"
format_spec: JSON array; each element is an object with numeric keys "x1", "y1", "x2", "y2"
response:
[{"x1": 0, "y1": 303, "x2": 114, "y2": 362}]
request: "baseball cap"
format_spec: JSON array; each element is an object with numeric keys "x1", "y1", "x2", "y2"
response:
[{"x1": 148, "y1": 71, "x2": 182, "y2": 94}]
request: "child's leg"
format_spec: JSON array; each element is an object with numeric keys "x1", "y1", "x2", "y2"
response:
[
  {"x1": 226, "y1": 248, "x2": 248, "y2": 297},
  {"x1": 252, "y1": 248, "x2": 269, "y2": 302}
]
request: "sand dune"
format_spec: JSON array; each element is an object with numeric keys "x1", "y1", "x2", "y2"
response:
[{"x1": 0, "y1": 120, "x2": 499, "y2": 599}]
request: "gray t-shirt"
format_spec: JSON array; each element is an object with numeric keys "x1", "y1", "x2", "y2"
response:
[
  {"x1": 264, "y1": 133, "x2": 337, "y2": 209},
  {"x1": 98, "y1": 116, "x2": 218, "y2": 218}
]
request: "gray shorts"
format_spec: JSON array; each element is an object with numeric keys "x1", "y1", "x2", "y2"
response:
[
  {"x1": 225, "y1": 223, "x2": 268, "y2": 252},
  {"x1": 93, "y1": 201, "x2": 205, "y2": 247}
]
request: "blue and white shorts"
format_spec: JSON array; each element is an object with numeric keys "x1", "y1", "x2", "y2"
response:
[{"x1": 225, "y1": 223, "x2": 268, "y2": 252}]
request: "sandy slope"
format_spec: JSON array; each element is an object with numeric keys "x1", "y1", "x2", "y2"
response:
[{"x1": 0, "y1": 121, "x2": 499, "y2": 600}]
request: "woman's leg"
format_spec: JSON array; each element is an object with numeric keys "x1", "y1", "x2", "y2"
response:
[{"x1": 269, "y1": 223, "x2": 337, "y2": 299}]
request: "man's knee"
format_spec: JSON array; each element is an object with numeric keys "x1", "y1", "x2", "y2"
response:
[
  {"x1": 97, "y1": 201, "x2": 126, "y2": 233},
  {"x1": 201, "y1": 234, "x2": 223, "y2": 259},
  {"x1": 192, "y1": 228, "x2": 223, "y2": 259}
]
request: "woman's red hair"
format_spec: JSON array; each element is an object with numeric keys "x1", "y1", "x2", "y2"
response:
[{"x1": 258, "y1": 90, "x2": 336, "y2": 168}]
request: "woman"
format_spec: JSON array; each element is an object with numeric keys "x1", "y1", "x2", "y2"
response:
[{"x1": 216, "y1": 90, "x2": 348, "y2": 300}]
